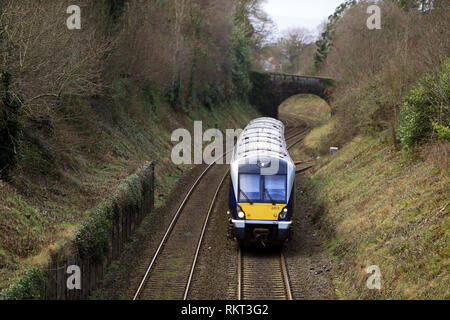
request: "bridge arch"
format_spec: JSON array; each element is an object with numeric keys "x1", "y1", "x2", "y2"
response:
[{"x1": 249, "y1": 71, "x2": 334, "y2": 119}]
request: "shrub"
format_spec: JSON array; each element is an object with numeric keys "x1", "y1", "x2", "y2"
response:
[
  {"x1": 397, "y1": 59, "x2": 450, "y2": 149},
  {"x1": 317, "y1": 2, "x2": 449, "y2": 149},
  {"x1": 1, "y1": 268, "x2": 44, "y2": 300},
  {"x1": 433, "y1": 122, "x2": 450, "y2": 141}
]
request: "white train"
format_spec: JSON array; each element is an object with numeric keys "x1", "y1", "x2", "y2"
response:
[{"x1": 228, "y1": 118, "x2": 295, "y2": 246}]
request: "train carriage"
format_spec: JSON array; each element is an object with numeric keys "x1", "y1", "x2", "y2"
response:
[{"x1": 228, "y1": 117, "x2": 295, "y2": 246}]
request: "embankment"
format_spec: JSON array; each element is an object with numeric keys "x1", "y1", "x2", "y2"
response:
[
  {"x1": 1, "y1": 163, "x2": 154, "y2": 299},
  {"x1": 0, "y1": 78, "x2": 260, "y2": 297},
  {"x1": 307, "y1": 135, "x2": 448, "y2": 299}
]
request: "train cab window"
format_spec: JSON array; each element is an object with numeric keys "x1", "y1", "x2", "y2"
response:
[
  {"x1": 263, "y1": 175, "x2": 287, "y2": 203},
  {"x1": 239, "y1": 174, "x2": 261, "y2": 202}
]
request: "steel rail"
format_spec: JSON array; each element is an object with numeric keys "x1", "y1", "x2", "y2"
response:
[
  {"x1": 237, "y1": 247, "x2": 242, "y2": 300},
  {"x1": 287, "y1": 131, "x2": 309, "y2": 149},
  {"x1": 183, "y1": 170, "x2": 230, "y2": 300},
  {"x1": 280, "y1": 252, "x2": 293, "y2": 300},
  {"x1": 133, "y1": 150, "x2": 231, "y2": 300},
  {"x1": 237, "y1": 251, "x2": 293, "y2": 300},
  {"x1": 285, "y1": 128, "x2": 309, "y2": 142}
]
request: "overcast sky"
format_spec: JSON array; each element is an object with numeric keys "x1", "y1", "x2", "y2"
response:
[{"x1": 263, "y1": 0, "x2": 345, "y2": 36}]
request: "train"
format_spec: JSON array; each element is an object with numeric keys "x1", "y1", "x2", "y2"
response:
[{"x1": 228, "y1": 117, "x2": 295, "y2": 246}]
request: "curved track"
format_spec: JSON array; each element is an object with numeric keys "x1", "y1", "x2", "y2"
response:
[{"x1": 133, "y1": 152, "x2": 229, "y2": 300}]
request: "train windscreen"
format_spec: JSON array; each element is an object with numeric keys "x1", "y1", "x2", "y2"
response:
[
  {"x1": 239, "y1": 174, "x2": 261, "y2": 202},
  {"x1": 263, "y1": 175, "x2": 287, "y2": 202},
  {"x1": 238, "y1": 174, "x2": 287, "y2": 203}
]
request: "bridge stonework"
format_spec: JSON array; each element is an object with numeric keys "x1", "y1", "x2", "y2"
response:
[{"x1": 249, "y1": 71, "x2": 334, "y2": 119}]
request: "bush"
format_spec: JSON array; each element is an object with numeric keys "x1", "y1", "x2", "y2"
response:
[
  {"x1": 433, "y1": 122, "x2": 450, "y2": 141},
  {"x1": 397, "y1": 59, "x2": 450, "y2": 149},
  {"x1": 1, "y1": 268, "x2": 44, "y2": 300},
  {"x1": 317, "y1": 2, "x2": 449, "y2": 149}
]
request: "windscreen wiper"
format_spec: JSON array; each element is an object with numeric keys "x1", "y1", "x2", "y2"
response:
[
  {"x1": 264, "y1": 188, "x2": 276, "y2": 205},
  {"x1": 239, "y1": 189, "x2": 253, "y2": 205}
]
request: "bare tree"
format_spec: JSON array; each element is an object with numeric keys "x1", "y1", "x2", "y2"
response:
[
  {"x1": 278, "y1": 27, "x2": 314, "y2": 73},
  {"x1": 0, "y1": 0, "x2": 111, "y2": 117}
]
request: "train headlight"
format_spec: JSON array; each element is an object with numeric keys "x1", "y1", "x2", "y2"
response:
[
  {"x1": 279, "y1": 208, "x2": 288, "y2": 219},
  {"x1": 237, "y1": 206, "x2": 245, "y2": 219}
]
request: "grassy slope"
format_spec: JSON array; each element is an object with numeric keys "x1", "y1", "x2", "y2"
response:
[
  {"x1": 303, "y1": 119, "x2": 336, "y2": 157},
  {"x1": 279, "y1": 93, "x2": 331, "y2": 123},
  {"x1": 0, "y1": 78, "x2": 260, "y2": 290},
  {"x1": 280, "y1": 94, "x2": 332, "y2": 161},
  {"x1": 282, "y1": 93, "x2": 448, "y2": 299},
  {"x1": 309, "y1": 135, "x2": 449, "y2": 299}
]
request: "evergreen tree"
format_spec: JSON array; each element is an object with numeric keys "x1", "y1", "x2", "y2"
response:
[{"x1": 313, "y1": 0, "x2": 356, "y2": 72}]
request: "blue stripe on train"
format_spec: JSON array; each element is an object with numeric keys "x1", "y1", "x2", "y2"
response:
[{"x1": 229, "y1": 178, "x2": 238, "y2": 219}]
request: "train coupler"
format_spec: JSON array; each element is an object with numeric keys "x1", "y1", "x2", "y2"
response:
[{"x1": 253, "y1": 228, "x2": 270, "y2": 244}]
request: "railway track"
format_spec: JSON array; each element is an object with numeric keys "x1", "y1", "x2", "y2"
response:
[
  {"x1": 281, "y1": 114, "x2": 307, "y2": 138},
  {"x1": 236, "y1": 123, "x2": 310, "y2": 301},
  {"x1": 133, "y1": 152, "x2": 230, "y2": 300},
  {"x1": 133, "y1": 123, "x2": 309, "y2": 300},
  {"x1": 238, "y1": 248, "x2": 292, "y2": 300}
]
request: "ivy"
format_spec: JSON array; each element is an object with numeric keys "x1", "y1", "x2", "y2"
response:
[
  {"x1": 248, "y1": 70, "x2": 270, "y2": 108},
  {"x1": 230, "y1": 13, "x2": 252, "y2": 100},
  {"x1": 75, "y1": 163, "x2": 153, "y2": 262}
]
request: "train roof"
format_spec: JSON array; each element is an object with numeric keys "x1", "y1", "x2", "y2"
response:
[
  {"x1": 248, "y1": 118, "x2": 284, "y2": 131},
  {"x1": 232, "y1": 117, "x2": 292, "y2": 163}
]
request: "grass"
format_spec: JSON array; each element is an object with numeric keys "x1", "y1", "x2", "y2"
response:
[
  {"x1": 308, "y1": 134, "x2": 449, "y2": 299},
  {"x1": 304, "y1": 119, "x2": 336, "y2": 157},
  {"x1": 0, "y1": 78, "x2": 260, "y2": 291},
  {"x1": 279, "y1": 94, "x2": 331, "y2": 123}
]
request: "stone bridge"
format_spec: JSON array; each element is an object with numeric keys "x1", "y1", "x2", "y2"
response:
[{"x1": 249, "y1": 71, "x2": 334, "y2": 119}]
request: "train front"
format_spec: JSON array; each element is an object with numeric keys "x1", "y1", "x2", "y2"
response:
[{"x1": 229, "y1": 155, "x2": 295, "y2": 246}]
